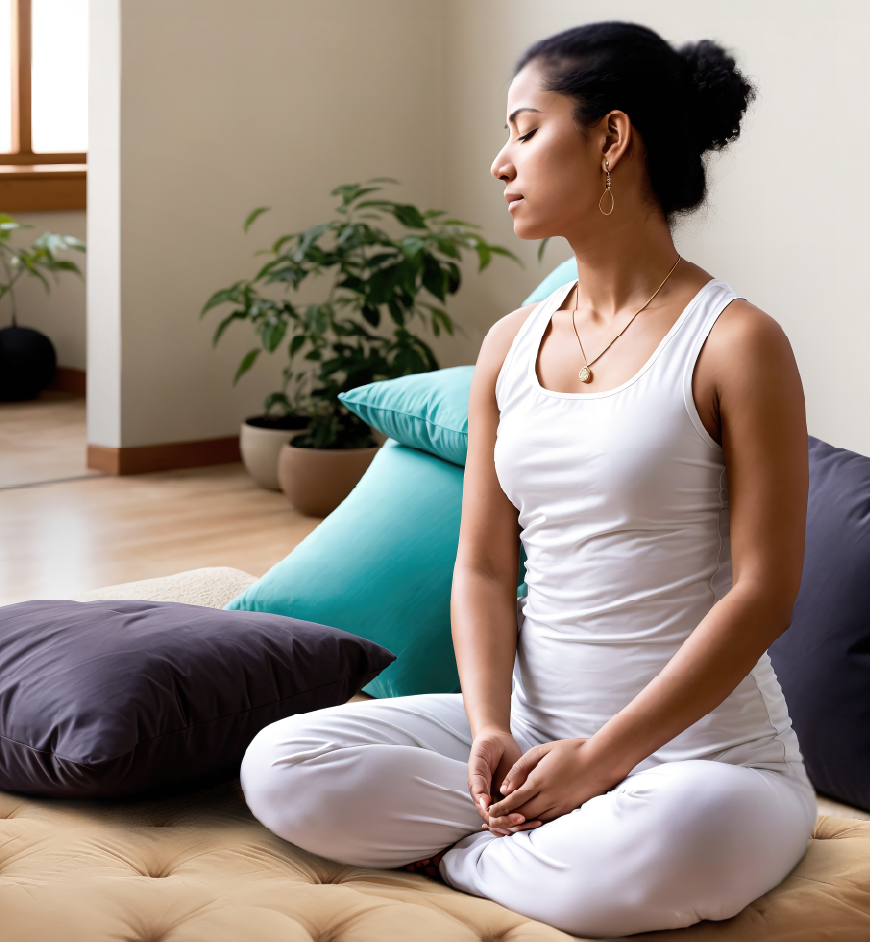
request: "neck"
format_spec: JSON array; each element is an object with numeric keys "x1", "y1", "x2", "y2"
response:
[{"x1": 564, "y1": 200, "x2": 679, "y2": 319}]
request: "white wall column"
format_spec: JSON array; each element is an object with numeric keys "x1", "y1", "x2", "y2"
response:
[{"x1": 86, "y1": 0, "x2": 121, "y2": 448}]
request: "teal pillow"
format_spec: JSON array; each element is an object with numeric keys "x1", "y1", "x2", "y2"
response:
[
  {"x1": 226, "y1": 441, "x2": 464, "y2": 698},
  {"x1": 339, "y1": 366, "x2": 473, "y2": 467},
  {"x1": 523, "y1": 257, "x2": 578, "y2": 305}
]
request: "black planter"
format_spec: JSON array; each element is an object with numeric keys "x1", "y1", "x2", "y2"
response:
[{"x1": 0, "y1": 326, "x2": 57, "y2": 401}]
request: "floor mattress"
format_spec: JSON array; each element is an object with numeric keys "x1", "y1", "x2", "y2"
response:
[{"x1": 1, "y1": 568, "x2": 866, "y2": 942}]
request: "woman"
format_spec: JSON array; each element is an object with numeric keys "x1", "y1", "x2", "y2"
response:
[{"x1": 241, "y1": 22, "x2": 815, "y2": 938}]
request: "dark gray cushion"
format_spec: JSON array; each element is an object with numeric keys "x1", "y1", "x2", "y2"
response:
[
  {"x1": 769, "y1": 436, "x2": 870, "y2": 812},
  {"x1": 0, "y1": 600, "x2": 395, "y2": 798}
]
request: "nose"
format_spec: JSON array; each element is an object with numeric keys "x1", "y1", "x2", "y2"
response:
[{"x1": 491, "y1": 141, "x2": 515, "y2": 183}]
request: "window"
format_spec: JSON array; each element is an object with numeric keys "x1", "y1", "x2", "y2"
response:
[{"x1": 0, "y1": 0, "x2": 87, "y2": 211}]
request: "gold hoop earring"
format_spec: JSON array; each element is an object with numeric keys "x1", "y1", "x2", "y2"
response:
[{"x1": 599, "y1": 159, "x2": 614, "y2": 216}]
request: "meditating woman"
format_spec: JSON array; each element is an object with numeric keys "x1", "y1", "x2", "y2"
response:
[{"x1": 241, "y1": 22, "x2": 815, "y2": 938}]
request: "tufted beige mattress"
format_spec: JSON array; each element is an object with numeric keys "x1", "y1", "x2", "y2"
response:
[{"x1": 0, "y1": 569, "x2": 866, "y2": 942}]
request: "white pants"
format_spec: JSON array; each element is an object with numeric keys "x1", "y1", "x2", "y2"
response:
[{"x1": 241, "y1": 694, "x2": 816, "y2": 939}]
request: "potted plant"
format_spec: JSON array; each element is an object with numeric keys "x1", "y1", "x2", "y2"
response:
[
  {"x1": 203, "y1": 179, "x2": 518, "y2": 513},
  {"x1": 0, "y1": 215, "x2": 85, "y2": 401}
]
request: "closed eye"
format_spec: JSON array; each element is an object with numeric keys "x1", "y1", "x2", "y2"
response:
[{"x1": 518, "y1": 128, "x2": 538, "y2": 142}]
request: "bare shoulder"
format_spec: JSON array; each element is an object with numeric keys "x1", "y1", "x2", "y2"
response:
[
  {"x1": 703, "y1": 298, "x2": 797, "y2": 377},
  {"x1": 475, "y1": 302, "x2": 538, "y2": 379}
]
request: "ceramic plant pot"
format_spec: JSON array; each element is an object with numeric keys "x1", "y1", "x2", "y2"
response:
[
  {"x1": 278, "y1": 443, "x2": 379, "y2": 517},
  {"x1": 239, "y1": 415, "x2": 308, "y2": 489},
  {"x1": 0, "y1": 325, "x2": 56, "y2": 401}
]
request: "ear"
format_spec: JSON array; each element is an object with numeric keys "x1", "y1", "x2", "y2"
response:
[{"x1": 601, "y1": 111, "x2": 632, "y2": 171}]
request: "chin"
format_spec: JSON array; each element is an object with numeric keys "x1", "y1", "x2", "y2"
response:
[{"x1": 512, "y1": 219, "x2": 555, "y2": 241}]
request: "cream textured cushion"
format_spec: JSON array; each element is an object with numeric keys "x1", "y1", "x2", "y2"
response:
[
  {"x1": 0, "y1": 567, "x2": 866, "y2": 941},
  {"x1": 71, "y1": 566, "x2": 258, "y2": 609}
]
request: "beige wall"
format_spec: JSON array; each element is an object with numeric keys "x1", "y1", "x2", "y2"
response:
[
  {"x1": 89, "y1": 0, "x2": 870, "y2": 455},
  {"x1": 89, "y1": 0, "x2": 445, "y2": 449},
  {"x1": 441, "y1": 0, "x2": 870, "y2": 455},
  {"x1": 1, "y1": 211, "x2": 86, "y2": 370}
]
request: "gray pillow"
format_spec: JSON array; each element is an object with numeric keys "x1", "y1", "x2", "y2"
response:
[
  {"x1": 769, "y1": 436, "x2": 870, "y2": 812},
  {"x1": 0, "y1": 600, "x2": 394, "y2": 797}
]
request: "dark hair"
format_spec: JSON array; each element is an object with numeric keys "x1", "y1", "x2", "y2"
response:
[{"x1": 515, "y1": 22, "x2": 756, "y2": 216}]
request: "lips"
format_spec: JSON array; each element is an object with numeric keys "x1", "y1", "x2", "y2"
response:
[{"x1": 506, "y1": 193, "x2": 524, "y2": 213}]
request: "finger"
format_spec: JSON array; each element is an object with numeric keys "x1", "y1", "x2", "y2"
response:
[
  {"x1": 500, "y1": 820, "x2": 543, "y2": 833},
  {"x1": 499, "y1": 748, "x2": 542, "y2": 795},
  {"x1": 467, "y1": 756, "x2": 494, "y2": 818},
  {"x1": 486, "y1": 810, "x2": 528, "y2": 829},
  {"x1": 494, "y1": 794, "x2": 556, "y2": 826},
  {"x1": 468, "y1": 768, "x2": 492, "y2": 801},
  {"x1": 484, "y1": 817, "x2": 543, "y2": 833},
  {"x1": 483, "y1": 825, "x2": 513, "y2": 837},
  {"x1": 469, "y1": 777, "x2": 493, "y2": 820},
  {"x1": 488, "y1": 784, "x2": 537, "y2": 818}
]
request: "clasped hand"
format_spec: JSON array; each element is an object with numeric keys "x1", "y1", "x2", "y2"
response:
[{"x1": 468, "y1": 730, "x2": 618, "y2": 836}]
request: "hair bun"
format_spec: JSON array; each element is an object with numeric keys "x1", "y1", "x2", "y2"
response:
[{"x1": 679, "y1": 39, "x2": 756, "y2": 153}]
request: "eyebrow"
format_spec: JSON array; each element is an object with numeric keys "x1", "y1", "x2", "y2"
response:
[{"x1": 505, "y1": 107, "x2": 542, "y2": 128}]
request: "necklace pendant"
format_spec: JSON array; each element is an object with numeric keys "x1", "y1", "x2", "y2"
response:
[{"x1": 578, "y1": 366, "x2": 592, "y2": 383}]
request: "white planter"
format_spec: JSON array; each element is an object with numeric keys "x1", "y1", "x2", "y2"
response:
[{"x1": 239, "y1": 420, "x2": 307, "y2": 489}]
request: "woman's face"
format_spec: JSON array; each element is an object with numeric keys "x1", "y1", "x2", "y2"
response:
[{"x1": 491, "y1": 61, "x2": 603, "y2": 241}]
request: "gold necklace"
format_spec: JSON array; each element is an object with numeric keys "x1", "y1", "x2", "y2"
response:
[{"x1": 570, "y1": 255, "x2": 682, "y2": 383}]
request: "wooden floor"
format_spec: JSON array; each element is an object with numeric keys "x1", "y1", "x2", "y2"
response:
[
  {"x1": 1, "y1": 392, "x2": 102, "y2": 488},
  {"x1": 0, "y1": 396, "x2": 321, "y2": 605}
]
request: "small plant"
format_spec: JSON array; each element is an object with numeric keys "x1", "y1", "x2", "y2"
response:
[
  {"x1": 203, "y1": 180, "x2": 519, "y2": 448},
  {"x1": 0, "y1": 215, "x2": 85, "y2": 325}
]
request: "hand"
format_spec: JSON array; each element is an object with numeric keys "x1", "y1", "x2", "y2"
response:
[
  {"x1": 485, "y1": 738, "x2": 621, "y2": 831},
  {"x1": 467, "y1": 728, "x2": 539, "y2": 835}
]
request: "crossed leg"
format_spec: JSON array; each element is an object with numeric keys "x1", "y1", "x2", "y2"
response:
[{"x1": 241, "y1": 694, "x2": 815, "y2": 938}]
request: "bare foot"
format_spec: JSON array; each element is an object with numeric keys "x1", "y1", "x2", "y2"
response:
[{"x1": 400, "y1": 848, "x2": 449, "y2": 882}]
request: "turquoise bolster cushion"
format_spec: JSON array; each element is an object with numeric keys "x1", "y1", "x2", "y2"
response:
[
  {"x1": 228, "y1": 262, "x2": 573, "y2": 698},
  {"x1": 339, "y1": 366, "x2": 474, "y2": 467},
  {"x1": 226, "y1": 441, "x2": 464, "y2": 698}
]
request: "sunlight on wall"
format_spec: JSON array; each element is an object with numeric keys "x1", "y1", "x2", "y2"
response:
[{"x1": 32, "y1": 0, "x2": 88, "y2": 153}]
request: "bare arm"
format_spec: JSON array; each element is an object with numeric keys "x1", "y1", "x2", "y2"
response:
[
  {"x1": 452, "y1": 306, "x2": 534, "y2": 825},
  {"x1": 488, "y1": 301, "x2": 808, "y2": 826}
]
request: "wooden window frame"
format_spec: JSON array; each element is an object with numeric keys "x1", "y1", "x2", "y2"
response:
[{"x1": 0, "y1": 0, "x2": 86, "y2": 211}]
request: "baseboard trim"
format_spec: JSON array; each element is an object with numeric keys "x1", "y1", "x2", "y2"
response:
[
  {"x1": 87, "y1": 436, "x2": 241, "y2": 476},
  {"x1": 48, "y1": 366, "x2": 86, "y2": 396}
]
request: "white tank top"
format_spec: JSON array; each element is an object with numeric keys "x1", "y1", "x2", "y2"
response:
[{"x1": 495, "y1": 278, "x2": 806, "y2": 775}]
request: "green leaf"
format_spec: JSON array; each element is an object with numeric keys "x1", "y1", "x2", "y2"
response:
[
  {"x1": 361, "y1": 304, "x2": 380, "y2": 328},
  {"x1": 293, "y1": 223, "x2": 331, "y2": 262},
  {"x1": 63, "y1": 235, "x2": 87, "y2": 252},
  {"x1": 475, "y1": 240, "x2": 492, "y2": 271},
  {"x1": 537, "y1": 238, "x2": 551, "y2": 262},
  {"x1": 201, "y1": 281, "x2": 245, "y2": 317},
  {"x1": 391, "y1": 203, "x2": 427, "y2": 229},
  {"x1": 435, "y1": 238, "x2": 460, "y2": 259},
  {"x1": 445, "y1": 262, "x2": 461, "y2": 294},
  {"x1": 388, "y1": 299, "x2": 405, "y2": 326},
  {"x1": 261, "y1": 318, "x2": 287, "y2": 352},
  {"x1": 263, "y1": 391, "x2": 292, "y2": 414},
  {"x1": 331, "y1": 184, "x2": 376, "y2": 206},
  {"x1": 244, "y1": 207, "x2": 270, "y2": 232},
  {"x1": 289, "y1": 334, "x2": 306, "y2": 357},
  {"x1": 44, "y1": 259, "x2": 82, "y2": 275},
  {"x1": 489, "y1": 245, "x2": 522, "y2": 264},
  {"x1": 422, "y1": 253, "x2": 446, "y2": 301},
  {"x1": 212, "y1": 309, "x2": 246, "y2": 346},
  {"x1": 233, "y1": 348, "x2": 260, "y2": 385},
  {"x1": 430, "y1": 307, "x2": 454, "y2": 337},
  {"x1": 366, "y1": 265, "x2": 398, "y2": 305}
]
